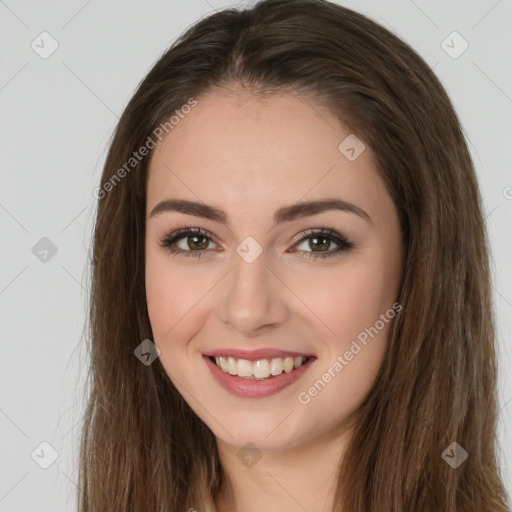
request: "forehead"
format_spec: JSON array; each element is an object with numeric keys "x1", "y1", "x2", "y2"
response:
[{"x1": 146, "y1": 88, "x2": 385, "y2": 218}]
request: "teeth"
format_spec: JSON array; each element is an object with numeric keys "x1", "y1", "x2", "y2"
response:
[
  {"x1": 212, "y1": 355, "x2": 309, "y2": 379},
  {"x1": 270, "y1": 358, "x2": 283, "y2": 375},
  {"x1": 227, "y1": 357, "x2": 237, "y2": 376},
  {"x1": 253, "y1": 359, "x2": 270, "y2": 378},
  {"x1": 284, "y1": 357, "x2": 294, "y2": 372},
  {"x1": 237, "y1": 358, "x2": 253, "y2": 377}
]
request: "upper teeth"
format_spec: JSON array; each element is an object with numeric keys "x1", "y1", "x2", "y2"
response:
[{"x1": 214, "y1": 356, "x2": 308, "y2": 379}]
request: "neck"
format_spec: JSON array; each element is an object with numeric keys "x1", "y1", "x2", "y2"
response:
[{"x1": 213, "y1": 425, "x2": 352, "y2": 512}]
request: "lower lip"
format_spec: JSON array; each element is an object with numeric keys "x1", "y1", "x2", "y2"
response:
[{"x1": 203, "y1": 356, "x2": 316, "y2": 398}]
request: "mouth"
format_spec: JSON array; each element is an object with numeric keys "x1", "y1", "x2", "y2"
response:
[
  {"x1": 207, "y1": 355, "x2": 312, "y2": 380},
  {"x1": 202, "y1": 352, "x2": 317, "y2": 398}
]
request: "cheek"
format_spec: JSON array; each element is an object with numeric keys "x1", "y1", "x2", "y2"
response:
[
  {"x1": 292, "y1": 258, "x2": 397, "y2": 342},
  {"x1": 144, "y1": 247, "x2": 217, "y2": 368},
  {"x1": 145, "y1": 243, "x2": 194, "y2": 322},
  {"x1": 293, "y1": 257, "x2": 398, "y2": 392},
  {"x1": 144, "y1": 256, "x2": 196, "y2": 385},
  {"x1": 145, "y1": 248, "x2": 194, "y2": 345}
]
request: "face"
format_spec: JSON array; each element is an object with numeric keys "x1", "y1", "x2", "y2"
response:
[{"x1": 145, "y1": 87, "x2": 404, "y2": 453}]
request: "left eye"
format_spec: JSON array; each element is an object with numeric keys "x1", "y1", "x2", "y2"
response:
[
  {"x1": 290, "y1": 228, "x2": 354, "y2": 260},
  {"x1": 294, "y1": 232, "x2": 342, "y2": 257},
  {"x1": 159, "y1": 227, "x2": 354, "y2": 260}
]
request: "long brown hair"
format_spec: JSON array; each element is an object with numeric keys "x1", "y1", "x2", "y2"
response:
[{"x1": 78, "y1": 0, "x2": 509, "y2": 510}]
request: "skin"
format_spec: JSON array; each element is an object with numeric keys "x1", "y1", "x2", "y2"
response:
[{"x1": 145, "y1": 86, "x2": 404, "y2": 512}]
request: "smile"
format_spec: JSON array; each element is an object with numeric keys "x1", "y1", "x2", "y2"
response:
[
  {"x1": 203, "y1": 354, "x2": 316, "y2": 398},
  {"x1": 210, "y1": 355, "x2": 310, "y2": 379}
]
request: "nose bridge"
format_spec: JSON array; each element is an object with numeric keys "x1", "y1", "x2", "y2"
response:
[{"x1": 220, "y1": 245, "x2": 288, "y2": 334}]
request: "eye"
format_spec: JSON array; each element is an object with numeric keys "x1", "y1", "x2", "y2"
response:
[
  {"x1": 291, "y1": 228, "x2": 354, "y2": 260},
  {"x1": 159, "y1": 227, "x2": 217, "y2": 258},
  {"x1": 159, "y1": 227, "x2": 354, "y2": 260}
]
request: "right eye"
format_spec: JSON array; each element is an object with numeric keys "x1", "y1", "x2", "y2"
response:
[{"x1": 159, "y1": 227, "x2": 218, "y2": 258}]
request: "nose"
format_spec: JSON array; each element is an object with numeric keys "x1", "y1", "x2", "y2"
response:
[{"x1": 218, "y1": 248, "x2": 290, "y2": 337}]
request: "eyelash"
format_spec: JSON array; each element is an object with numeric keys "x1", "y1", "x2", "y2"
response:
[{"x1": 158, "y1": 227, "x2": 354, "y2": 260}]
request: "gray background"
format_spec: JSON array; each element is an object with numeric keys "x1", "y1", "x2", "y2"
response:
[{"x1": 1, "y1": 0, "x2": 511, "y2": 510}]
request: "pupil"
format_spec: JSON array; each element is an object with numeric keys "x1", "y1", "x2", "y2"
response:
[
  {"x1": 311, "y1": 237, "x2": 329, "y2": 251},
  {"x1": 188, "y1": 235, "x2": 208, "y2": 250}
]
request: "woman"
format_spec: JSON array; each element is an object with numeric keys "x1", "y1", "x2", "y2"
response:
[{"x1": 80, "y1": 0, "x2": 509, "y2": 510}]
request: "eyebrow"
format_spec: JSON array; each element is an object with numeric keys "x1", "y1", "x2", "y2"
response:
[{"x1": 149, "y1": 198, "x2": 372, "y2": 226}]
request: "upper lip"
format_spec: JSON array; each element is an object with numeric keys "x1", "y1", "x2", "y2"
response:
[{"x1": 203, "y1": 348, "x2": 315, "y2": 361}]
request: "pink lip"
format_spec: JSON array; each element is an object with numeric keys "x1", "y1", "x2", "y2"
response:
[
  {"x1": 202, "y1": 348, "x2": 314, "y2": 361},
  {"x1": 203, "y1": 355, "x2": 316, "y2": 398}
]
